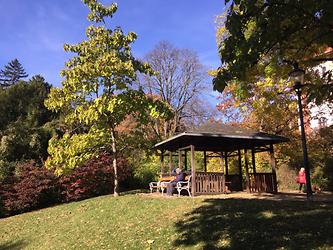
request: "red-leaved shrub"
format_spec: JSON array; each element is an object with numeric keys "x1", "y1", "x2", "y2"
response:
[
  {"x1": 59, "y1": 153, "x2": 131, "y2": 202},
  {"x1": 0, "y1": 161, "x2": 60, "y2": 217}
]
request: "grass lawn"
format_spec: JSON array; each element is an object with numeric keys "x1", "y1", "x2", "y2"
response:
[{"x1": 1, "y1": 191, "x2": 333, "y2": 249}]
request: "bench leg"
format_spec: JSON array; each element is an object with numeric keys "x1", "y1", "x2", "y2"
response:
[{"x1": 187, "y1": 189, "x2": 191, "y2": 197}]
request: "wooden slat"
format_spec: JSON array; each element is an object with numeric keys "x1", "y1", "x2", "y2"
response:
[
  {"x1": 248, "y1": 173, "x2": 277, "y2": 193},
  {"x1": 194, "y1": 172, "x2": 226, "y2": 194}
]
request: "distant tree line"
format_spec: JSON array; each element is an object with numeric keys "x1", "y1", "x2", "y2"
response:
[{"x1": 0, "y1": 59, "x2": 56, "y2": 180}]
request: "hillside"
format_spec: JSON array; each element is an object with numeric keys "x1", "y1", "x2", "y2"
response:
[{"x1": 1, "y1": 192, "x2": 333, "y2": 249}]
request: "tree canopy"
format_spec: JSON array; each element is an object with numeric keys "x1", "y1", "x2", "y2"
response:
[
  {"x1": 139, "y1": 41, "x2": 211, "y2": 139},
  {"x1": 0, "y1": 76, "x2": 55, "y2": 180},
  {"x1": 44, "y1": 0, "x2": 170, "y2": 196},
  {"x1": 213, "y1": 0, "x2": 333, "y2": 104}
]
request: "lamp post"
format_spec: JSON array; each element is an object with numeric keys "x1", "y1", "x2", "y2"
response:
[{"x1": 289, "y1": 68, "x2": 313, "y2": 198}]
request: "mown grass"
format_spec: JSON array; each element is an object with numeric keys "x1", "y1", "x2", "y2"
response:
[{"x1": 1, "y1": 192, "x2": 333, "y2": 249}]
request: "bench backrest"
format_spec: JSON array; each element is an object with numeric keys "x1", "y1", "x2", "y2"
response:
[{"x1": 184, "y1": 175, "x2": 191, "y2": 187}]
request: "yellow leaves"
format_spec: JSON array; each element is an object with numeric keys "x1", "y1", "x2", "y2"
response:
[
  {"x1": 244, "y1": 20, "x2": 257, "y2": 41},
  {"x1": 44, "y1": 87, "x2": 67, "y2": 111},
  {"x1": 127, "y1": 32, "x2": 137, "y2": 43},
  {"x1": 44, "y1": 0, "x2": 173, "y2": 176},
  {"x1": 215, "y1": 13, "x2": 229, "y2": 45},
  {"x1": 45, "y1": 128, "x2": 111, "y2": 176},
  {"x1": 208, "y1": 69, "x2": 218, "y2": 77},
  {"x1": 83, "y1": 0, "x2": 118, "y2": 23}
]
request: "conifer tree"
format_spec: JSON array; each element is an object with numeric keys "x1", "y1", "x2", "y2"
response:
[{"x1": 0, "y1": 59, "x2": 28, "y2": 87}]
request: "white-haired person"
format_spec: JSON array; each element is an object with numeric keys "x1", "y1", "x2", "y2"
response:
[{"x1": 166, "y1": 167, "x2": 185, "y2": 196}]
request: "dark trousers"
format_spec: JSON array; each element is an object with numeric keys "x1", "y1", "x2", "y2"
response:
[
  {"x1": 167, "y1": 182, "x2": 177, "y2": 196},
  {"x1": 299, "y1": 183, "x2": 304, "y2": 191}
]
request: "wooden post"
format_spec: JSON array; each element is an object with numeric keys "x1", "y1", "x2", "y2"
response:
[
  {"x1": 238, "y1": 149, "x2": 243, "y2": 191},
  {"x1": 219, "y1": 152, "x2": 225, "y2": 174},
  {"x1": 184, "y1": 150, "x2": 187, "y2": 170},
  {"x1": 190, "y1": 145, "x2": 196, "y2": 196},
  {"x1": 244, "y1": 149, "x2": 250, "y2": 192},
  {"x1": 160, "y1": 150, "x2": 164, "y2": 174},
  {"x1": 224, "y1": 152, "x2": 228, "y2": 176},
  {"x1": 219, "y1": 152, "x2": 225, "y2": 192},
  {"x1": 270, "y1": 144, "x2": 278, "y2": 193},
  {"x1": 203, "y1": 151, "x2": 207, "y2": 172},
  {"x1": 178, "y1": 149, "x2": 182, "y2": 168},
  {"x1": 169, "y1": 151, "x2": 173, "y2": 174},
  {"x1": 251, "y1": 148, "x2": 256, "y2": 174}
]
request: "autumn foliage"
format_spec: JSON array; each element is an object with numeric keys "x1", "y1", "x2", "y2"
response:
[
  {"x1": 60, "y1": 153, "x2": 131, "y2": 202},
  {"x1": 0, "y1": 154, "x2": 131, "y2": 217},
  {"x1": 0, "y1": 161, "x2": 60, "y2": 217}
]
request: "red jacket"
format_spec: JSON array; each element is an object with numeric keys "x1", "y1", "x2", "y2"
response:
[{"x1": 298, "y1": 171, "x2": 306, "y2": 184}]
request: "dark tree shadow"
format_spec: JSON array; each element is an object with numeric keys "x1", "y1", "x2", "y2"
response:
[
  {"x1": 174, "y1": 198, "x2": 333, "y2": 249},
  {"x1": 0, "y1": 240, "x2": 27, "y2": 250}
]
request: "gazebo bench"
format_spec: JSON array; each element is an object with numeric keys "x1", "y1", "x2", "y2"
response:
[
  {"x1": 176, "y1": 175, "x2": 192, "y2": 197},
  {"x1": 149, "y1": 181, "x2": 168, "y2": 194}
]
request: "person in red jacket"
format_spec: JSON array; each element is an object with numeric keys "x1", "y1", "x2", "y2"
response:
[{"x1": 298, "y1": 167, "x2": 306, "y2": 192}]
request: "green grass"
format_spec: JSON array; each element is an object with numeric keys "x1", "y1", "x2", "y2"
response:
[{"x1": 1, "y1": 192, "x2": 333, "y2": 249}]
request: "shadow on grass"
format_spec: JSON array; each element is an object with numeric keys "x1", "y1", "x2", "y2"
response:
[
  {"x1": 173, "y1": 198, "x2": 333, "y2": 249},
  {"x1": 0, "y1": 240, "x2": 27, "y2": 250}
]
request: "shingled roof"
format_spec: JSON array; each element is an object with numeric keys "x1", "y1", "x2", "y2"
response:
[{"x1": 154, "y1": 122, "x2": 289, "y2": 152}]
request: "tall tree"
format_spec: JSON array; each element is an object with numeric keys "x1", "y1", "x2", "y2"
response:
[
  {"x1": 0, "y1": 76, "x2": 55, "y2": 180},
  {"x1": 0, "y1": 59, "x2": 28, "y2": 87},
  {"x1": 213, "y1": 0, "x2": 333, "y2": 104},
  {"x1": 139, "y1": 41, "x2": 211, "y2": 139},
  {"x1": 44, "y1": 0, "x2": 170, "y2": 196}
]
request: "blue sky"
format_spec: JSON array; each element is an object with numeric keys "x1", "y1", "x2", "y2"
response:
[{"x1": 0, "y1": 0, "x2": 225, "y2": 102}]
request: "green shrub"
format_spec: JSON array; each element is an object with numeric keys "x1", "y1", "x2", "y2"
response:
[
  {"x1": 131, "y1": 155, "x2": 160, "y2": 188},
  {"x1": 0, "y1": 160, "x2": 16, "y2": 182},
  {"x1": 277, "y1": 163, "x2": 298, "y2": 191},
  {"x1": 311, "y1": 165, "x2": 329, "y2": 190}
]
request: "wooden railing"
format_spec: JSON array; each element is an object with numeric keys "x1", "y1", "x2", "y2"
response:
[
  {"x1": 249, "y1": 173, "x2": 277, "y2": 193},
  {"x1": 194, "y1": 172, "x2": 225, "y2": 194}
]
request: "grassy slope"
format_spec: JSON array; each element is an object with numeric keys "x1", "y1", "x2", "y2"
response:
[{"x1": 1, "y1": 193, "x2": 333, "y2": 249}]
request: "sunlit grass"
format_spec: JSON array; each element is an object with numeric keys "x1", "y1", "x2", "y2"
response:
[
  {"x1": 0, "y1": 194, "x2": 202, "y2": 249},
  {"x1": 1, "y1": 193, "x2": 333, "y2": 249}
]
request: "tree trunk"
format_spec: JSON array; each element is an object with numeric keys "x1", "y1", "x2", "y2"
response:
[{"x1": 110, "y1": 127, "x2": 119, "y2": 197}]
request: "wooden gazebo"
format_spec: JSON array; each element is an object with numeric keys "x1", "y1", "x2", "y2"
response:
[{"x1": 153, "y1": 123, "x2": 289, "y2": 196}]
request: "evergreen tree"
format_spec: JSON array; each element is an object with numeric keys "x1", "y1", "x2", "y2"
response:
[{"x1": 0, "y1": 59, "x2": 28, "y2": 87}]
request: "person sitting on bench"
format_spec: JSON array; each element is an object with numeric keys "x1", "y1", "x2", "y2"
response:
[{"x1": 166, "y1": 167, "x2": 185, "y2": 196}]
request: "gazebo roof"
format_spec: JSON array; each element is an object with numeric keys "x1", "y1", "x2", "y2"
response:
[{"x1": 153, "y1": 123, "x2": 289, "y2": 152}]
